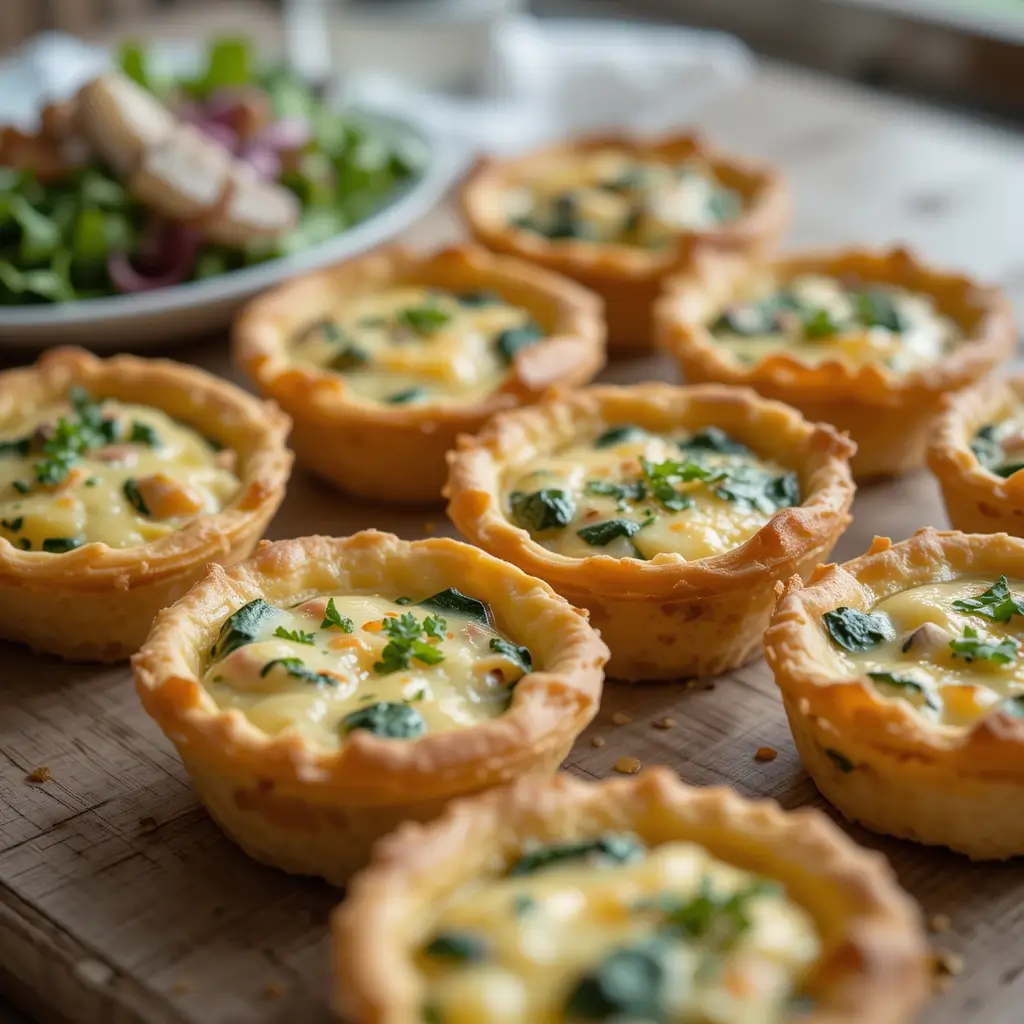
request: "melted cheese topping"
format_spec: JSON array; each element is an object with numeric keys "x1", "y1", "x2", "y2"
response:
[
  {"x1": 507, "y1": 150, "x2": 743, "y2": 249},
  {"x1": 420, "y1": 837, "x2": 820, "y2": 1024},
  {"x1": 971, "y1": 407, "x2": 1024, "y2": 478},
  {"x1": 712, "y1": 274, "x2": 961, "y2": 374},
  {"x1": 203, "y1": 593, "x2": 530, "y2": 749},
  {"x1": 501, "y1": 426, "x2": 798, "y2": 561},
  {"x1": 0, "y1": 390, "x2": 238, "y2": 551},
  {"x1": 832, "y1": 577, "x2": 1024, "y2": 728},
  {"x1": 289, "y1": 286, "x2": 542, "y2": 405}
]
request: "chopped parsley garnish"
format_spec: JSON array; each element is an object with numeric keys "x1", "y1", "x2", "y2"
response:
[
  {"x1": 129, "y1": 421, "x2": 160, "y2": 447},
  {"x1": 273, "y1": 625, "x2": 316, "y2": 645},
  {"x1": 41, "y1": 536, "x2": 83, "y2": 553},
  {"x1": 33, "y1": 387, "x2": 119, "y2": 486},
  {"x1": 495, "y1": 322, "x2": 545, "y2": 364},
  {"x1": 822, "y1": 607, "x2": 895, "y2": 652},
  {"x1": 949, "y1": 626, "x2": 1019, "y2": 666},
  {"x1": 1, "y1": 517, "x2": 23, "y2": 532},
  {"x1": 420, "y1": 588, "x2": 492, "y2": 625},
  {"x1": 577, "y1": 516, "x2": 652, "y2": 549},
  {"x1": 329, "y1": 343, "x2": 371, "y2": 372},
  {"x1": 509, "y1": 488, "x2": 576, "y2": 532},
  {"x1": 374, "y1": 612, "x2": 446, "y2": 674},
  {"x1": 340, "y1": 700, "x2": 427, "y2": 739},
  {"x1": 657, "y1": 877, "x2": 777, "y2": 948},
  {"x1": 423, "y1": 932, "x2": 488, "y2": 963},
  {"x1": 594, "y1": 425, "x2": 646, "y2": 449},
  {"x1": 397, "y1": 305, "x2": 451, "y2": 335},
  {"x1": 385, "y1": 387, "x2": 428, "y2": 405},
  {"x1": 259, "y1": 657, "x2": 337, "y2": 685},
  {"x1": 211, "y1": 598, "x2": 279, "y2": 660},
  {"x1": 640, "y1": 457, "x2": 720, "y2": 512},
  {"x1": 678, "y1": 427, "x2": 752, "y2": 457},
  {"x1": 508, "y1": 833, "x2": 645, "y2": 877},
  {"x1": 321, "y1": 597, "x2": 354, "y2": 632},
  {"x1": 951, "y1": 576, "x2": 1024, "y2": 624},
  {"x1": 122, "y1": 478, "x2": 150, "y2": 516},
  {"x1": 490, "y1": 637, "x2": 532, "y2": 674}
]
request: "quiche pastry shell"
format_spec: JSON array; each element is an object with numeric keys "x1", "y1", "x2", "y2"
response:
[
  {"x1": 928, "y1": 374, "x2": 1024, "y2": 536},
  {"x1": 232, "y1": 243, "x2": 605, "y2": 504},
  {"x1": 656, "y1": 246, "x2": 1016, "y2": 479},
  {"x1": 765, "y1": 528, "x2": 1024, "y2": 859},
  {"x1": 460, "y1": 132, "x2": 790, "y2": 354},
  {"x1": 132, "y1": 531, "x2": 608, "y2": 885},
  {"x1": 0, "y1": 347, "x2": 291, "y2": 662},
  {"x1": 445, "y1": 383, "x2": 855, "y2": 681},
  {"x1": 332, "y1": 767, "x2": 929, "y2": 1024}
]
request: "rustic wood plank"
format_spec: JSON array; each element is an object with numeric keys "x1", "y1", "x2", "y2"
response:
[{"x1": 1, "y1": 54, "x2": 1024, "y2": 1024}]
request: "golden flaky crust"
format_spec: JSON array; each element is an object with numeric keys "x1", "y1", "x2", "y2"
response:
[
  {"x1": 0, "y1": 347, "x2": 291, "y2": 662},
  {"x1": 928, "y1": 374, "x2": 1024, "y2": 535},
  {"x1": 765, "y1": 528, "x2": 1024, "y2": 859},
  {"x1": 445, "y1": 383, "x2": 855, "y2": 681},
  {"x1": 460, "y1": 132, "x2": 790, "y2": 353},
  {"x1": 332, "y1": 768, "x2": 929, "y2": 1024},
  {"x1": 656, "y1": 246, "x2": 1016, "y2": 479},
  {"x1": 232, "y1": 243, "x2": 605, "y2": 504},
  {"x1": 132, "y1": 531, "x2": 608, "y2": 884}
]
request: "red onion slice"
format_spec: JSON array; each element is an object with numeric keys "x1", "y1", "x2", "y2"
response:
[{"x1": 108, "y1": 222, "x2": 203, "y2": 293}]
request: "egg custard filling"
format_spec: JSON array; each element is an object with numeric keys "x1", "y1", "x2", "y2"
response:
[
  {"x1": 711, "y1": 274, "x2": 961, "y2": 373},
  {"x1": 970, "y1": 408, "x2": 1024, "y2": 479},
  {"x1": 203, "y1": 588, "x2": 532, "y2": 749},
  {"x1": 824, "y1": 576, "x2": 1024, "y2": 728},
  {"x1": 507, "y1": 150, "x2": 743, "y2": 249},
  {"x1": 502, "y1": 425, "x2": 799, "y2": 561},
  {"x1": 0, "y1": 386, "x2": 238, "y2": 552},
  {"x1": 417, "y1": 832, "x2": 820, "y2": 1024},
  {"x1": 288, "y1": 286, "x2": 546, "y2": 406}
]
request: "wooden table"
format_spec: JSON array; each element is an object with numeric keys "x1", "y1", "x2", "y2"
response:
[{"x1": 2, "y1": 56, "x2": 1024, "y2": 1024}]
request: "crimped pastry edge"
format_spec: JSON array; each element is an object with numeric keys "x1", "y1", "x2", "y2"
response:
[
  {"x1": 928, "y1": 374, "x2": 1024, "y2": 535},
  {"x1": 132, "y1": 530, "x2": 607, "y2": 803},
  {"x1": 332, "y1": 767, "x2": 929, "y2": 1024}
]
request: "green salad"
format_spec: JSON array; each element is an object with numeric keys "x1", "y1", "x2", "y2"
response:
[{"x1": 0, "y1": 38, "x2": 426, "y2": 305}]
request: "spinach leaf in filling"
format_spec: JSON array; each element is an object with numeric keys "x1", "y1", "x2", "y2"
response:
[
  {"x1": 822, "y1": 606, "x2": 895, "y2": 652},
  {"x1": 340, "y1": 700, "x2": 427, "y2": 739},
  {"x1": 594, "y1": 425, "x2": 647, "y2": 449},
  {"x1": 507, "y1": 833, "x2": 646, "y2": 877},
  {"x1": 211, "y1": 598, "x2": 279, "y2": 661},
  {"x1": 951, "y1": 576, "x2": 1024, "y2": 624},
  {"x1": 564, "y1": 940, "x2": 668, "y2": 1022},
  {"x1": 510, "y1": 488, "x2": 576, "y2": 533},
  {"x1": 419, "y1": 588, "x2": 492, "y2": 625}
]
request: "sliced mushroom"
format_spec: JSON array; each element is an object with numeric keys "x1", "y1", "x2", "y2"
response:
[
  {"x1": 133, "y1": 473, "x2": 203, "y2": 520},
  {"x1": 93, "y1": 445, "x2": 139, "y2": 467},
  {"x1": 74, "y1": 73, "x2": 176, "y2": 174},
  {"x1": 201, "y1": 163, "x2": 300, "y2": 245},
  {"x1": 901, "y1": 621, "x2": 948, "y2": 658},
  {"x1": 129, "y1": 123, "x2": 233, "y2": 222}
]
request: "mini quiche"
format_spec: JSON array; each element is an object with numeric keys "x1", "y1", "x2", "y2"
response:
[
  {"x1": 233, "y1": 243, "x2": 604, "y2": 504},
  {"x1": 766, "y1": 528, "x2": 1024, "y2": 859},
  {"x1": 656, "y1": 246, "x2": 1015, "y2": 479},
  {"x1": 929, "y1": 374, "x2": 1024, "y2": 536},
  {"x1": 460, "y1": 133, "x2": 789, "y2": 353},
  {"x1": 333, "y1": 768, "x2": 928, "y2": 1024},
  {"x1": 132, "y1": 531, "x2": 607, "y2": 883},
  {"x1": 445, "y1": 383, "x2": 854, "y2": 681},
  {"x1": 0, "y1": 347, "x2": 290, "y2": 661}
]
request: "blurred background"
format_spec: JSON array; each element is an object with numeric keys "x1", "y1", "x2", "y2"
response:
[{"x1": 1, "y1": 0, "x2": 1021, "y2": 120}]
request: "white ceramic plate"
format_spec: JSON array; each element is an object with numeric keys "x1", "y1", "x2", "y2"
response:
[{"x1": 0, "y1": 35, "x2": 464, "y2": 350}]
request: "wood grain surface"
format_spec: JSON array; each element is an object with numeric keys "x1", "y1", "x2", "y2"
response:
[{"x1": 1, "y1": 60, "x2": 1024, "y2": 1024}]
